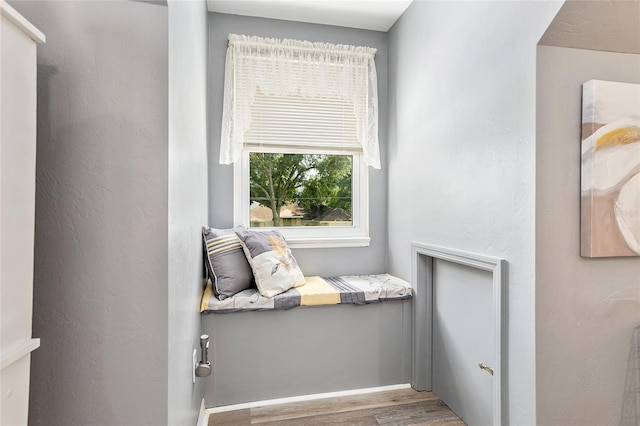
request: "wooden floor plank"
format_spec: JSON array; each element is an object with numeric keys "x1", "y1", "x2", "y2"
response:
[
  {"x1": 251, "y1": 389, "x2": 439, "y2": 424},
  {"x1": 208, "y1": 388, "x2": 466, "y2": 426},
  {"x1": 374, "y1": 400, "x2": 461, "y2": 425},
  {"x1": 411, "y1": 420, "x2": 467, "y2": 426},
  {"x1": 208, "y1": 408, "x2": 251, "y2": 426},
  {"x1": 258, "y1": 409, "x2": 380, "y2": 426}
]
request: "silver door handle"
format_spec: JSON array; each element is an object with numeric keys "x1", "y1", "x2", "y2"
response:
[
  {"x1": 478, "y1": 363, "x2": 494, "y2": 376},
  {"x1": 195, "y1": 334, "x2": 211, "y2": 378}
]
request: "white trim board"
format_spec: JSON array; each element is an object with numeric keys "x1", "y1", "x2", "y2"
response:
[
  {"x1": 0, "y1": 338, "x2": 40, "y2": 370},
  {"x1": 410, "y1": 242, "x2": 504, "y2": 426},
  {"x1": 0, "y1": 0, "x2": 46, "y2": 43},
  {"x1": 196, "y1": 399, "x2": 208, "y2": 426},
  {"x1": 207, "y1": 383, "x2": 411, "y2": 414}
]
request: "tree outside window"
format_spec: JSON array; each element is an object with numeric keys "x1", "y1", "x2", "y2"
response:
[{"x1": 249, "y1": 153, "x2": 352, "y2": 227}]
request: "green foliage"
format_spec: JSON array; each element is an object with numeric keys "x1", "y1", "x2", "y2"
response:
[
  {"x1": 249, "y1": 153, "x2": 352, "y2": 226},
  {"x1": 298, "y1": 155, "x2": 351, "y2": 218}
]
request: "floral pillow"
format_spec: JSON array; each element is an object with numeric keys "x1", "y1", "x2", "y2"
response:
[{"x1": 234, "y1": 229, "x2": 305, "y2": 298}]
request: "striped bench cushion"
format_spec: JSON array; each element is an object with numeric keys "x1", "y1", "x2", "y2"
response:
[{"x1": 200, "y1": 273, "x2": 413, "y2": 314}]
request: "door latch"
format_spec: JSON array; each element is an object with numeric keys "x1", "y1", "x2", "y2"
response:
[{"x1": 478, "y1": 363, "x2": 494, "y2": 376}]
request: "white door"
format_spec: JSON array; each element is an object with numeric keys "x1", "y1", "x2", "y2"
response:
[{"x1": 432, "y1": 258, "x2": 494, "y2": 426}]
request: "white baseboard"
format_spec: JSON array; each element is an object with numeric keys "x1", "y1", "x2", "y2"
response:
[
  {"x1": 207, "y1": 383, "x2": 412, "y2": 414},
  {"x1": 196, "y1": 398, "x2": 208, "y2": 426}
]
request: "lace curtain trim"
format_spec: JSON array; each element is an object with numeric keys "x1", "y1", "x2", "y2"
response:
[{"x1": 219, "y1": 34, "x2": 381, "y2": 169}]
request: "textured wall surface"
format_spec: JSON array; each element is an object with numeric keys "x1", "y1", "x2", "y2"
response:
[
  {"x1": 203, "y1": 301, "x2": 412, "y2": 407},
  {"x1": 207, "y1": 13, "x2": 388, "y2": 277},
  {"x1": 203, "y1": 13, "x2": 407, "y2": 406},
  {"x1": 540, "y1": 0, "x2": 640, "y2": 55},
  {"x1": 167, "y1": 0, "x2": 208, "y2": 424},
  {"x1": 11, "y1": 1, "x2": 170, "y2": 424},
  {"x1": 536, "y1": 45, "x2": 640, "y2": 426},
  {"x1": 386, "y1": 2, "x2": 562, "y2": 424}
]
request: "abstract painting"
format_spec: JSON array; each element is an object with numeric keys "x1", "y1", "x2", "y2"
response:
[{"x1": 581, "y1": 80, "x2": 640, "y2": 257}]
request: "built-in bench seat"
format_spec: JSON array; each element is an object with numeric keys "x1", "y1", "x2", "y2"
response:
[{"x1": 200, "y1": 273, "x2": 412, "y2": 314}]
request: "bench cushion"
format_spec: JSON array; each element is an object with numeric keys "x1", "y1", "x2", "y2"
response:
[{"x1": 200, "y1": 273, "x2": 413, "y2": 314}]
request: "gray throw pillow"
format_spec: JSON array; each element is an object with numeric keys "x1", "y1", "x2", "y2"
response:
[{"x1": 202, "y1": 226, "x2": 255, "y2": 300}]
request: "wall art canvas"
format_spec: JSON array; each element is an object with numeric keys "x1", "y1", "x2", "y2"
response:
[{"x1": 581, "y1": 80, "x2": 640, "y2": 257}]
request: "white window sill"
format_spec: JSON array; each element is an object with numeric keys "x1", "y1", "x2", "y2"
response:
[{"x1": 285, "y1": 236, "x2": 371, "y2": 249}]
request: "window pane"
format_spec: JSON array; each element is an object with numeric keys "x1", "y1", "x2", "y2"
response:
[{"x1": 249, "y1": 153, "x2": 353, "y2": 228}]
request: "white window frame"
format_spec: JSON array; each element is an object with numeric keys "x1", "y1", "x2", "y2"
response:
[{"x1": 233, "y1": 145, "x2": 370, "y2": 248}]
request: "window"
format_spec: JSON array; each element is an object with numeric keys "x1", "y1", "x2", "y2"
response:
[
  {"x1": 221, "y1": 34, "x2": 379, "y2": 248},
  {"x1": 249, "y1": 153, "x2": 353, "y2": 228}
]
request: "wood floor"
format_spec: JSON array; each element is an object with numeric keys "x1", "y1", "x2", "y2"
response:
[{"x1": 208, "y1": 388, "x2": 466, "y2": 426}]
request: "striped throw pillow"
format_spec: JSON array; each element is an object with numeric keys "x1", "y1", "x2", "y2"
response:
[{"x1": 202, "y1": 226, "x2": 255, "y2": 300}]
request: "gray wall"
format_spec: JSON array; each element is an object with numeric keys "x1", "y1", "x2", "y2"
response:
[
  {"x1": 203, "y1": 301, "x2": 412, "y2": 407},
  {"x1": 386, "y1": 2, "x2": 562, "y2": 424},
  {"x1": 207, "y1": 12, "x2": 388, "y2": 276},
  {"x1": 12, "y1": 1, "x2": 170, "y2": 424},
  {"x1": 167, "y1": 0, "x2": 208, "y2": 424},
  {"x1": 203, "y1": 14, "x2": 405, "y2": 407},
  {"x1": 539, "y1": 0, "x2": 640, "y2": 56},
  {"x1": 536, "y1": 45, "x2": 640, "y2": 426}
]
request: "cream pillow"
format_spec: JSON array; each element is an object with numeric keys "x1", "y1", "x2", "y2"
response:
[{"x1": 234, "y1": 229, "x2": 305, "y2": 298}]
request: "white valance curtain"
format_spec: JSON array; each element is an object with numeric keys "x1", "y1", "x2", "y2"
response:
[{"x1": 219, "y1": 34, "x2": 381, "y2": 169}]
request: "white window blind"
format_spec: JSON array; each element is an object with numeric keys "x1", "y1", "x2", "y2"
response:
[
  {"x1": 245, "y1": 90, "x2": 360, "y2": 152},
  {"x1": 220, "y1": 34, "x2": 381, "y2": 168}
]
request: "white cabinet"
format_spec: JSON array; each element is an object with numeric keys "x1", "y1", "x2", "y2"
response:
[{"x1": 0, "y1": 1, "x2": 45, "y2": 425}]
